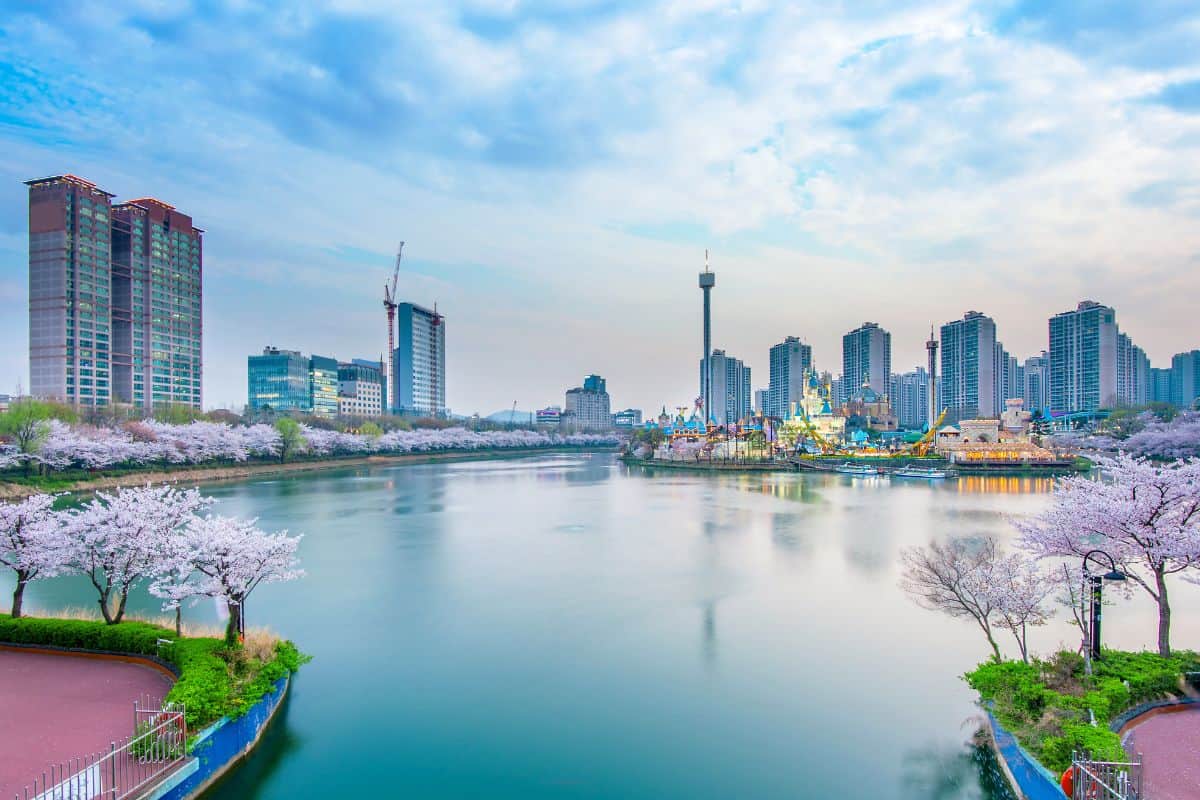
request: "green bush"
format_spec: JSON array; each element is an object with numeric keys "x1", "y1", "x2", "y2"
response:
[
  {"x1": 965, "y1": 648, "x2": 1198, "y2": 777},
  {"x1": 0, "y1": 617, "x2": 306, "y2": 730},
  {"x1": 1040, "y1": 724, "x2": 1124, "y2": 773}
]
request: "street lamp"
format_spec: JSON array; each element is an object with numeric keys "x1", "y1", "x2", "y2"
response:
[{"x1": 1082, "y1": 549, "x2": 1126, "y2": 661}]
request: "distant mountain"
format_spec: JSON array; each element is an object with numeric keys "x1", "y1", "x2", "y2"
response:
[{"x1": 485, "y1": 409, "x2": 537, "y2": 424}]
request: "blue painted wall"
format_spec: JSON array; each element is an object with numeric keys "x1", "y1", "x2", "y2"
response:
[
  {"x1": 151, "y1": 677, "x2": 289, "y2": 800},
  {"x1": 988, "y1": 712, "x2": 1064, "y2": 800}
]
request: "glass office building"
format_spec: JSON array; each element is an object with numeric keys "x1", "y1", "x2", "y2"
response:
[{"x1": 247, "y1": 348, "x2": 312, "y2": 414}]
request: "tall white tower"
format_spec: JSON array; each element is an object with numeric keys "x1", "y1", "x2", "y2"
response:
[{"x1": 699, "y1": 251, "x2": 715, "y2": 425}]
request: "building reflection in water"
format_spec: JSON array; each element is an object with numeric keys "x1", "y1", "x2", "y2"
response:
[
  {"x1": 952, "y1": 475, "x2": 1056, "y2": 495},
  {"x1": 701, "y1": 601, "x2": 717, "y2": 668}
]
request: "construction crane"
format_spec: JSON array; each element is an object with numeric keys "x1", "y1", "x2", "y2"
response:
[{"x1": 383, "y1": 242, "x2": 404, "y2": 414}]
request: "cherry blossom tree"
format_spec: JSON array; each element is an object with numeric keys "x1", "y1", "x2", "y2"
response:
[
  {"x1": 1016, "y1": 454, "x2": 1200, "y2": 656},
  {"x1": 0, "y1": 494, "x2": 67, "y2": 617},
  {"x1": 988, "y1": 552, "x2": 1057, "y2": 663},
  {"x1": 13, "y1": 419, "x2": 620, "y2": 474},
  {"x1": 64, "y1": 485, "x2": 211, "y2": 624},
  {"x1": 900, "y1": 537, "x2": 1004, "y2": 661},
  {"x1": 183, "y1": 515, "x2": 303, "y2": 643}
]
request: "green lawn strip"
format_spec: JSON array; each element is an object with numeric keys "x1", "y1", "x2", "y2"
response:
[
  {"x1": 0, "y1": 616, "x2": 308, "y2": 731},
  {"x1": 965, "y1": 649, "x2": 1199, "y2": 775}
]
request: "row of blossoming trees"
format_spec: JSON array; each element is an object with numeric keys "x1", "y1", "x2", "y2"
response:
[
  {"x1": 0, "y1": 485, "x2": 302, "y2": 642},
  {"x1": 0, "y1": 418, "x2": 619, "y2": 473},
  {"x1": 902, "y1": 453, "x2": 1200, "y2": 658}
]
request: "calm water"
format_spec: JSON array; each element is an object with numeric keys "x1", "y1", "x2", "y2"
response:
[{"x1": 9, "y1": 454, "x2": 1197, "y2": 799}]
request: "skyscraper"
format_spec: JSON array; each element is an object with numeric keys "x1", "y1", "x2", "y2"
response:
[
  {"x1": 841, "y1": 322, "x2": 891, "y2": 403},
  {"x1": 893, "y1": 367, "x2": 929, "y2": 430},
  {"x1": 1048, "y1": 301, "x2": 1119, "y2": 414},
  {"x1": 1171, "y1": 350, "x2": 1200, "y2": 408},
  {"x1": 940, "y1": 311, "x2": 997, "y2": 423},
  {"x1": 1023, "y1": 352, "x2": 1050, "y2": 414},
  {"x1": 393, "y1": 302, "x2": 446, "y2": 417},
  {"x1": 767, "y1": 336, "x2": 812, "y2": 419},
  {"x1": 704, "y1": 350, "x2": 751, "y2": 426},
  {"x1": 26, "y1": 175, "x2": 203, "y2": 410},
  {"x1": 111, "y1": 198, "x2": 203, "y2": 408}
]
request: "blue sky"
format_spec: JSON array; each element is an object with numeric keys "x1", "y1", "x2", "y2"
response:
[{"x1": 1, "y1": 1, "x2": 1199, "y2": 414}]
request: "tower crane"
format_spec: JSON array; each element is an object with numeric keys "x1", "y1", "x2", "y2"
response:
[{"x1": 383, "y1": 242, "x2": 404, "y2": 414}]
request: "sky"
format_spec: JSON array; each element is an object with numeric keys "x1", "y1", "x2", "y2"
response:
[{"x1": 1, "y1": 1, "x2": 1199, "y2": 416}]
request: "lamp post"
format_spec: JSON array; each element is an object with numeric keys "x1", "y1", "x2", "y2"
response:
[{"x1": 1082, "y1": 549, "x2": 1126, "y2": 663}]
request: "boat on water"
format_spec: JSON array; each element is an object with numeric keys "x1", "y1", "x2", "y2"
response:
[
  {"x1": 893, "y1": 465, "x2": 948, "y2": 479},
  {"x1": 834, "y1": 462, "x2": 883, "y2": 476}
]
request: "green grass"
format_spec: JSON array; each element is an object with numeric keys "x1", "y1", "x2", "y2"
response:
[
  {"x1": 965, "y1": 649, "x2": 1199, "y2": 774},
  {"x1": 0, "y1": 616, "x2": 308, "y2": 730}
]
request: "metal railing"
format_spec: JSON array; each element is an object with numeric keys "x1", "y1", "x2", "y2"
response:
[
  {"x1": 14, "y1": 700, "x2": 187, "y2": 800},
  {"x1": 1071, "y1": 751, "x2": 1143, "y2": 800}
]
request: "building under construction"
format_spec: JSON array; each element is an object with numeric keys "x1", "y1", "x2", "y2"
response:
[{"x1": 393, "y1": 301, "x2": 445, "y2": 417}]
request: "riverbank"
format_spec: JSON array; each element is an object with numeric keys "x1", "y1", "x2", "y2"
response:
[
  {"x1": 621, "y1": 453, "x2": 1084, "y2": 476},
  {"x1": 0, "y1": 446, "x2": 619, "y2": 500}
]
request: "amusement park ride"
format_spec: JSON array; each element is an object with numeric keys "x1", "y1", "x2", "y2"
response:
[{"x1": 658, "y1": 402, "x2": 949, "y2": 459}]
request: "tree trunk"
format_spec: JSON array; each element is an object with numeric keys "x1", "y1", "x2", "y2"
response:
[
  {"x1": 98, "y1": 589, "x2": 115, "y2": 624},
  {"x1": 976, "y1": 617, "x2": 1002, "y2": 662},
  {"x1": 1155, "y1": 568, "x2": 1171, "y2": 657},
  {"x1": 110, "y1": 589, "x2": 129, "y2": 625},
  {"x1": 11, "y1": 573, "x2": 28, "y2": 618},
  {"x1": 225, "y1": 601, "x2": 242, "y2": 646},
  {"x1": 175, "y1": 606, "x2": 182, "y2": 637}
]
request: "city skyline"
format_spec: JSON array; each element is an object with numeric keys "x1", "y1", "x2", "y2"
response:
[{"x1": 2, "y1": 4, "x2": 1200, "y2": 414}]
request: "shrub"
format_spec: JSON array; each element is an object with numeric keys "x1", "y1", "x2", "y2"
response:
[
  {"x1": 966, "y1": 648, "x2": 1197, "y2": 777},
  {"x1": 0, "y1": 616, "x2": 307, "y2": 730}
]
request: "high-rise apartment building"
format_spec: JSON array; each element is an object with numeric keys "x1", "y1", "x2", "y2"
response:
[
  {"x1": 940, "y1": 311, "x2": 997, "y2": 423},
  {"x1": 111, "y1": 198, "x2": 203, "y2": 408},
  {"x1": 704, "y1": 349, "x2": 751, "y2": 426},
  {"x1": 754, "y1": 389, "x2": 768, "y2": 416},
  {"x1": 1048, "y1": 301, "x2": 1119, "y2": 414},
  {"x1": 1171, "y1": 350, "x2": 1200, "y2": 408},
  {"x1": 1115, "y1": 333, "x2": 1150, "y2": 407},
  {"x1": 767, "y1": 336, "x2": 813, "y2": 419},
  {"x1": 892, "y1": 368, "x2": 929, "y2": 430},
  {"x1": 1151, "y1": 367, "x2": 1173, "y2": 404},
  {"x1": 26, "y1": 175, "x2": 202, "y2": 409},
  {"x1": 393, "y1": 302, "x2": 446, "y2": 417},
  {"x1": 565, "y1": 374, "x2": 612, "y2": 430},
  {"x1": 841, "y1": 322, "x2": 891, "y2": 403},
  {"x1": 1023, "y1": 352, "x2": 1050, "y2": 414}
]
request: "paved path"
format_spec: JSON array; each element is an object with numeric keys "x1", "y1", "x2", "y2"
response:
[
  {"x1": 1123, "y1": 706, "x2": 1200, "y2": 800},
  {"x1": 0, "y1": 648, "x2": 173, "y2": 797}
]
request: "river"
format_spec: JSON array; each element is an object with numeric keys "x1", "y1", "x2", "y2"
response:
[{"x1": 7, "y1": 453, "x2": 1197, "y2": 799}]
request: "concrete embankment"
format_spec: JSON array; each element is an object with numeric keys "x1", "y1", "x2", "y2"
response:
[{"x1": 0, "y1": 447, "x2": 619, "y2": 500}]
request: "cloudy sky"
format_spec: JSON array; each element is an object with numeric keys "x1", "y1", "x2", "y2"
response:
[{"x1": 1, "y1": 1, "x2": 1198, "y2": 415}]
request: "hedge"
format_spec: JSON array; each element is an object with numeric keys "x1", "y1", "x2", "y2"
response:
[
  {"x1": 965, "y1": 649, "x2": 1199, "y2": 774},
  {"x1": 0, "y1": 616, "x2": 307, "y2": 730}
]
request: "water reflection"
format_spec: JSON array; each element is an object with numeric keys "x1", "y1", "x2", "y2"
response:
[
  {"x1": 952, "y1": 475, "x2": 1056, "y2": 495},
  {"x1": 901, "y1": 740, "x2": 1016, "y2": 800}
]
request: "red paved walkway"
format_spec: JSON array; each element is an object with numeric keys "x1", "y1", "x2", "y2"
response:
[
  {"x1": 1123, "y1": 706, "x2": 1200, "y2": 800},
  {"x1": 0, "y1": 648, "x2": 173, "y2": 798}
]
